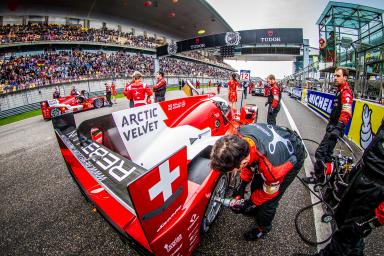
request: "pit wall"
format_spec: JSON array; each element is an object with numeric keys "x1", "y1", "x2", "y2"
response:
[
  {"x1": 288, "y1": 87, "x2": 384, "y2": 150},
  {"x1": 0, "y1": 76, "x2": 226, "y2": 112}
]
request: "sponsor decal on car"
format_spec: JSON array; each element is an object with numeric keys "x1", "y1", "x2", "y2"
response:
[{"x1": 164, "y1": 234, "x2": 182, "y2": 253}]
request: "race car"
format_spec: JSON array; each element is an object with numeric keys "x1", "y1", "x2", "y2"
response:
[
  {"x1": 40, "y1": 90, "x2": 106, "y2": 120},
  {"x1": 52, "y1": 94, "x2": 257, "y2": 256},
  {"x1": 251, "y1": 87, "x2": 265, "y2": 96}
]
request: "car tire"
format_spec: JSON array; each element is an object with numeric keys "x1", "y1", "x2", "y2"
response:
[
  {"x1": 50, "y1": 108, "x2": 61, "y2": 118},
  {"x1": 93, "y1": 98, "x2": 104, "y2": 108},
  {"x1": 201, "y1": 174, "x2": 228, "y2": 233}
]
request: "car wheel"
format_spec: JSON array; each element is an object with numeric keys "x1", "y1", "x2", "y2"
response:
[
  {"x1": 93, "y1": 98, "x2": 103, "y2": 108},
  {"x1": 50, "y1": 108, "x2": 61, "y2": 118},
  {"x1": 201, "y1": 174, "x2": 228, "y2": 233}
]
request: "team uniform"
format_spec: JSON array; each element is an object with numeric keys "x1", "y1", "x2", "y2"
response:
[
  {"x1": 266, "y1": 83, "x2": 281, "y2": 125},
  {"x1": 235, "y1": 124, "x2": 306, "y2": 238},
  {"x1": 124, "y1": 80, "x2": 153, "y2": 107},
  {"x1": 153, "y1": 77, "x2": 167, "y2": 103},
  {"x1": 228, "y1": 79, "x2": 239, "y2": 103},
  {"x1": 314, "y1": 81, "x2": 353, "y2": 178}
]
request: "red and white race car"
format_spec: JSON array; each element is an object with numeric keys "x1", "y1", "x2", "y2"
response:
[
  {"x1": 40, "y1": 91, "x2": 106, "y2": 120},
  {"x1": 52, "y1": 94, "x2": 257, "y2": 255}
]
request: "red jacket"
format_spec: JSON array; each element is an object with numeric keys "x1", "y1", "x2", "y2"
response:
[
  {"x1": 124, "y1": 80, "x2": 153, "y2": 107},
  {"x1": 270, "y1": 84, "x2": 280, "y2": 109},
  {"x1": 337, "y1": 82, "x2": 353, "y2": 125},
  {"x1": 153, "y1": 78, "x2": 167, "y2": 92},
  {"x1": 239, "y1": 124, "x2": 303, "y2": 206}
]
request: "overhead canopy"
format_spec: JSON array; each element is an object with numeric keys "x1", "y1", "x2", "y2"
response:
[
  {"x1": 316, "y1": 1, "x2": 384, "y2": 30},
  {"x1": 0, "y1": 0, "x2": 233, "y2": 39}
]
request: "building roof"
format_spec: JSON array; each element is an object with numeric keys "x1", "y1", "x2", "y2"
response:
[
  {"x1": 0, "y1": 0, "x2": 233, "y2": 39},
  {"x1": 316, "y1": 1, "x2": 384, "y2": 29}
]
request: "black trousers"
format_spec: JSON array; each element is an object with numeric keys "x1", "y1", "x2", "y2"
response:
[
  {"x1": 249, "y1": 161, "x2": 304, "y2": 231},
  {"x1": 314, "y1": 125, "x2": 339, "y2": 176},
  {"x1": 106, "y1": 92, "x2": 112, "y2": 106},
  {"x1": 319, "y1": 167, "x2": 384, "y2": 256},
  {"x1": 267, "y1": 106, "x2": 279, "y2": 125}
]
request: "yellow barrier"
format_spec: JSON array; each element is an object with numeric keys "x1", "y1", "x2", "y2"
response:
[{"x1": 347, "y1": 100, "x2": 384, "y2": 149}]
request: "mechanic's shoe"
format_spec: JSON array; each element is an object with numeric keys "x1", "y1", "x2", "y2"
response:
[
  {"x1": 302, "y1": 175, "x2": 324, "y2": 184},
  {"x1": 243, "y1": 227, "x2": 268, "y2": 241}
]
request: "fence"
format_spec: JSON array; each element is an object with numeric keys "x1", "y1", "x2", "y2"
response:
[{"x1": 0, "y1": 76, "x2": 227, "y2": 119}]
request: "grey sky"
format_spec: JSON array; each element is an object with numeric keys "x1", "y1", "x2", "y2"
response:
[{"x1": 206, "y1": 0, "x2": 384, "y2": 79}]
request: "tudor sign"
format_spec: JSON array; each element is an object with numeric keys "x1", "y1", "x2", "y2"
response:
[{"x1": 261, "y1": 30, "x2": 281, "y2": 43}]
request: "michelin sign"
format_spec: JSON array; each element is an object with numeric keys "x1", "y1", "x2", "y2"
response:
[{"x1": 306, "y1": 90, "x2": 335, "y2": 119}]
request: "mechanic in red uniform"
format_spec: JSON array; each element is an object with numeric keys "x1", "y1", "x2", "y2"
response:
[
  {"x1": 152, "y1": 71, "x2": 167, "y2": 103},
  {"x1": 304, "y1": 67, "x2": 353, "y2": 184},
  {"x1": 228, "y1": 73, "x2": 239, "y2": 110},
  {"x1": 265, "y1": 74, "x2": 281, "y2": 125},
  {"x1": 296, "y1": 121, "x2": 384, "y2": 256},
  {"x1": 210, "y1": 123, "x2": 306, "y2": 241},
  {"x1": 248, "y1": 80, "x2": 255, "y2": 94},
  {"x1": 111, "y1": 81, "x2": 117, "y2": 104},
  {"x1": 124, "y1": 71, "x2": 153, "y2": 108}
]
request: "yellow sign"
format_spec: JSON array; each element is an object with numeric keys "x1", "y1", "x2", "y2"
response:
[
  {"x1": 347, "y1": 100, "x2": 384, "y2": 149},
  {"x1": 301, "y1": 88, "x2": 307, "y2": 104}
]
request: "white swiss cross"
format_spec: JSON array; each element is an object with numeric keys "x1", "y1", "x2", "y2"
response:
[{"x1": 148, "y1": 160, "x2": 180, "y2": 202}]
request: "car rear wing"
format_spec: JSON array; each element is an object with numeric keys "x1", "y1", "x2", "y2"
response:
[
  {"x1": 53, "y1": 113, "x2": 149, "y2": 214},
  {"x1": 52, "y1": 112, "x2": 192, "y2": 255}
]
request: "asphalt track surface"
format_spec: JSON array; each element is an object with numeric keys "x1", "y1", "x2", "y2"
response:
[{"x1": 0, "y1": 87, "x2": 382, "y2": 256}]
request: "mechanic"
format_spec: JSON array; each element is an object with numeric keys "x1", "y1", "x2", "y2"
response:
[
  {"x1": 152, "y1": 71, "x2": 167, "y2": 103},
  {"x1": 265, "y1": 74, "x2": 281, "y2": 125},
  {"x1": 296, "y1": 121, "x2": 384, "y2": 256},
  {"x1": 124, "y1": 71, "x2": 153, "y2": 108},
  {"x1": 105, "y1": 83, "x2": 113, "y2": 107},
  {"x1": 303, "y1": 67, "x2": 353, "y2": 184},
  {"x1": 70, "y1": 86, "x2": 80, "y2": 96},
  {"x1": 52, "y1": 87, "x2": 60, "y2": 99},
  {"x1": 210, "y1": 123, "x2": 306, "y2": 241}
]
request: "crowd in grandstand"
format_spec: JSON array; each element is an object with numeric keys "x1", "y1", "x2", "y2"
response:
[
  {"x1": 0, "y1": 50, "x2": 232, "y2": 94},
  {"x1": 0, "y1": 24, "x2": 159, "y2": 49}
]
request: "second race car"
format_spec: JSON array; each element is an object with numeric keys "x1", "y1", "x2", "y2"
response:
[{"x1": 40, "y1": 90, "x2": 106, "y2": 120}]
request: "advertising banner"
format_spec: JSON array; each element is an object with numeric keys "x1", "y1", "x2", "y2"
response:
[
  {"x1": 292, "y1": 87, "x2": 303, "y2": 101},
  {"x1": 347, "y1": 100, "x2": 384, "y2": 149},
  {"x1": 306, "y1": 90, "x2": 335, "y2": 120}
]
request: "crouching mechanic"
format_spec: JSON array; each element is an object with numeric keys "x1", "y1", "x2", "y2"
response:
[
  {"x1": 124, "y1": 71, "x2": 153, "y2": 107},
  {"x1": 296, "y1": 121, "x2": 384, "y2": 256},
  {"x1": 210, "y1": 123, "x2": 306, "y2": 240}
]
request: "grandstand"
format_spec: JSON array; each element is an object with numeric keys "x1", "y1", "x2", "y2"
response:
[{"x1": 0, "y1": 1, "x2": 236, "y2": 117}]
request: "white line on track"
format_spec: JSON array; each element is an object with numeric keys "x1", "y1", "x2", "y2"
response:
[{"x1": 281, "y1": 99, "x2": 332, "y2": 251}]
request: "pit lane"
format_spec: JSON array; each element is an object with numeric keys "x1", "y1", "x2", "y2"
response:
[{"x1": 0, "y1": 88, "x2": 382, "y2": 255}]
